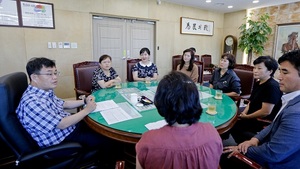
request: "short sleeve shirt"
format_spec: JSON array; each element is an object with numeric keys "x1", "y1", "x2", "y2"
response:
[
  {"x1": 91, "y1": 67, "x2": 119, "y2": 92},
  {"x1": 16, "y1": 85, "x2": 75, "y2": 147},
  {"x1": 136, "y1": 123, "x2": 223, "y2": 169},
  {"x1": 132, "y1": 62, "x2": 158, "y2": 78},
  {"x1": 248, "y1": 78, "x2": 282, "y2": 120},
  {"x1": 209, "y1": 68, "x2": 241, "y2": 94}
]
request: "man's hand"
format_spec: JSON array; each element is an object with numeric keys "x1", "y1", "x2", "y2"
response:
[
  {"x1": 84, "y1": 95, "x2": 96, "y2": 113},
  {"x1": 223, "y1": 146, "x2": 240, "y2": 158},
  {"x1": 238, "y1": 138, "x2": 259, "y2": 154}
]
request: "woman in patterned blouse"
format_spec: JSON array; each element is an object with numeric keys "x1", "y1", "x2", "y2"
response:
[
  {"x1": 91, "y1": 54, "x2": 121, "y2": 92},
  {"x1": 132, "y1": 47, "x2": 158, "y2": 82}
]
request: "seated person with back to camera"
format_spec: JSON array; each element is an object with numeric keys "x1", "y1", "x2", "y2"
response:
[
  {"x1": 132, "y1": 47, "x2": 158, "y2": 82},
  {"x1": 92, "y1": 54, "x2": 121, "y2": 92},
  {"x1": 136, "y1": 71, "x2": 222, "y2": 169},
  {"x1": 209, "y1": 53, "x2": 241, "y2": 97},
  {"x1": 16, "y1": 57, "x2": 119, "y2": 157}
]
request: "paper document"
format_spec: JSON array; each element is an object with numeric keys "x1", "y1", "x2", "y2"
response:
[
  {"x1": 200, "y1": 91, "x2": 213, "y2": 99},
  {"x1": 93, "y1": 100, "x2": 119, "y2": 112},
  {"x1": 100, "y1": 102, "x2": 141, "y2": 125},
  {"x1": 145, "y1": 120, "x2": 167, "y2": 130}
]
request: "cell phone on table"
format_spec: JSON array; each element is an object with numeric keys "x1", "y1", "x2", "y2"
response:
[{"x1": 139, "y1": 96, "x2": 153, "y2": 105}]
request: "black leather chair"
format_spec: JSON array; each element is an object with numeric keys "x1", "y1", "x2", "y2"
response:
[{"x1": 0, "y1": 72, "x2": 96, "y2": 169}]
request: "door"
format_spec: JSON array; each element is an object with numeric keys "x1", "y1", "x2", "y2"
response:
[{"x1": 92, "y1": 16, "x2": 155, "y2": 81}]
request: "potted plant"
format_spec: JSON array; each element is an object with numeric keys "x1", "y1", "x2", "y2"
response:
[{"x1": 238, "y1": 13, "x2": 272, "y2": 64}]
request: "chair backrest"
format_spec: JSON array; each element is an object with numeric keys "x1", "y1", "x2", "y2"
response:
[
  {"x1": 0, "y1": 72, "x2": 40, "y2": 157},
  {"x1": 194, "y1": 55, "x2": 200, "y2": 61},
  {"x1": 201, "y1": 54, "x2": 212, "y2": 68},
  {"x1": 172, "y1": 55, "x2": 182, "y2": 71},
  {"x1": 235, "y1": 64, "x2": 254, "y2": 71},
  {"x1": 194, "y1": 61, "x2": 204, "y2": 84},
  {"x1": 127, "y1": 59, "x2": 141, "y2": 82},
  {"x1": 234, "y1": 64, "x2": 255, "y2": 96},
  {"x1": 73, "y1": 61, "x2": 99, "y2": 98}
]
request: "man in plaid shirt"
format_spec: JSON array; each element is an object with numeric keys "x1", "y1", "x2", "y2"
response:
[{"x1": 16, "y1": 57, "x2": 112, "y2": 150}]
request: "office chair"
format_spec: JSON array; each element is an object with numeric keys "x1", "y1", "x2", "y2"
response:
[
  {"x1": 0, "y1": 72, "x2": 91, "y2": 169},
  {"x1": 201, "y1": 54, "x2": 214, "y2": 73},
  {"x1": 126, "y1": 59, "x2": 141, "y2": 82},
  {"x1": 73, "y1": 61, "x2": 99, "y2": 99},
  {"x1": 171, "y1": 55, "x2": 181, "y2": 71},
  {"x1": 232, "y1": 64, "x2": 255, "y2": 108},
  {"x1": 194, "y1": 61, "x2": 204, "y2": 84},
  {"x1": 227, "y1": 152, "x2": 263, "y2": 169}
]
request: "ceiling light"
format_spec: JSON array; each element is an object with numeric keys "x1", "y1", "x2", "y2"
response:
[
  {"x1": 228, "y1": 6, "x2": 233, "y2": 8},
  {"x1": 206, "y1": 0, "x2": 211, "y2": 3},
  {"x1": 253, "y1": 0, "x2": 259, "y2": 3}
]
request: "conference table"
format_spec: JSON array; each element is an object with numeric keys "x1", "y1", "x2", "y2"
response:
[{"x1": 85, "y1": 81, "x2": 238, "y2": 144}]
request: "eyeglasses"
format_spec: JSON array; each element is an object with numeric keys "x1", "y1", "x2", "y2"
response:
[{"x1": 35, "y1": 71, "x2": 60, "y2": 77}]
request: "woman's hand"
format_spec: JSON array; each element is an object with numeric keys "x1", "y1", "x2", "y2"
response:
[{"x1": 239, "y1": 112, "x2": 249, "y2": 119}]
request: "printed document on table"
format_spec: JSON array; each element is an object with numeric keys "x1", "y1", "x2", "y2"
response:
[
  {"x1": 93, "y1": 100, "x2": 119, "y2": 112},
  {"x1": 145, "y1": 120, "x2": 167, "y2": 130},
  {"x1": 200, "y1": 91, "x2": 213, "y2": 99},
  {"x1": 100, "y1": 102, "x2": 142, "y2": 125}
]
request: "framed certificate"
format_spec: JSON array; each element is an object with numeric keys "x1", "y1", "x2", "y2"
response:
[
  {"x1": 0, "y1": 0, "x2": 19, "y2": 26},
  {"x1": 20, "y1": 0, "x2": 54, "y2": 28}
]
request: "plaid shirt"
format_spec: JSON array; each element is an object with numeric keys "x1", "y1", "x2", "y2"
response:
[{"x1": 16, "y1": 85, "x2": 75, "y2": 147}]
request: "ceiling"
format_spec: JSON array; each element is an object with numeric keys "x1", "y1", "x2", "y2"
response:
[{"x1": 161, "y1": 0, "x2": 300, "y2": 13}]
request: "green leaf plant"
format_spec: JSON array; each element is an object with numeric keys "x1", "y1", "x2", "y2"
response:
[{"x1": 238, "y1": 13, "x2": 272, "y2": 64}]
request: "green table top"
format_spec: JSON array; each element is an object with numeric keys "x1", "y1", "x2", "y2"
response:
[{"x1": 89, "y1": 81, "x2": 237, "y2": 135}]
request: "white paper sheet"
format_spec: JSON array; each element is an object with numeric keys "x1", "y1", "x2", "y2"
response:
[
  {"x1": 145, "y1": 120, "x2": 167, "y2": 130},
  {"x1": 99, "y1": 102, "x2": 142, "y2": 125},
  {"x1": 93, "y1": 100, "x2": 119, "y2": 112},
  {"x1": 100, "y1": 107, "x2": 132, "y2": 125},
  {"x1": 200, "y1": 91, "x2": 213, "y2": 99}
]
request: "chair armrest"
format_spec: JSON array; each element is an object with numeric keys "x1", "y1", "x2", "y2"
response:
[
  {"x1": 256, "y1": 118, "x2": 272, "y2": 128},
  {"x1": 74, "y1": 88, "x2": 90, "y2": 97},
  {"x1": 17, "y1": 142, "x2": 82, "y2": 165},
  {"x1": 115, "y1": 161, "x2": 125, "y2": 169},
  {"x1": 230, "y1": 152, "x2": 263, "y2": 169},
  {"x1": 230, "y1": 95, "x2": 251, "y2": 108}
]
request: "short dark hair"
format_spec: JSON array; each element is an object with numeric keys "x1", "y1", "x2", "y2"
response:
[
  {"x1": 154, "y1": 71, "x2": 203, "y2": 126},
  {"x1": 99, "y1": 54, "x2": 112, "y2": 63},
  {"x1": 140, "y1": 47, "x2": 150, "y2": 55},
  {"x1": 26, "y1": 57, "x2": 56, "y2": 81},
  {"x1": 278, "y1": 49, "x2": 300, "y2": 77},
  {"x1": 179, "y1": 48, "x2": 195, "y2": 71},
  {"x1": 253, "y1": 56, "x2": 278, "y2": 77},
  {"x1": 221, "y1": 53, "x2": 235, "y2": 69}
]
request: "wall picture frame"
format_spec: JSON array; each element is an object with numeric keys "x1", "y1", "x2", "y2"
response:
[
  {"x1": 0, "y1": 0, "x2": 19, "y2": 27},
  {"x1": 20, "y1": 0, "x2": 55, "y2": 29},
  {"x1": 273, "y1": 22, "x2": 300, "y2": 60},
  {"x1": 180, "y1": 17, "x2": 214, "y2": 36}
]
